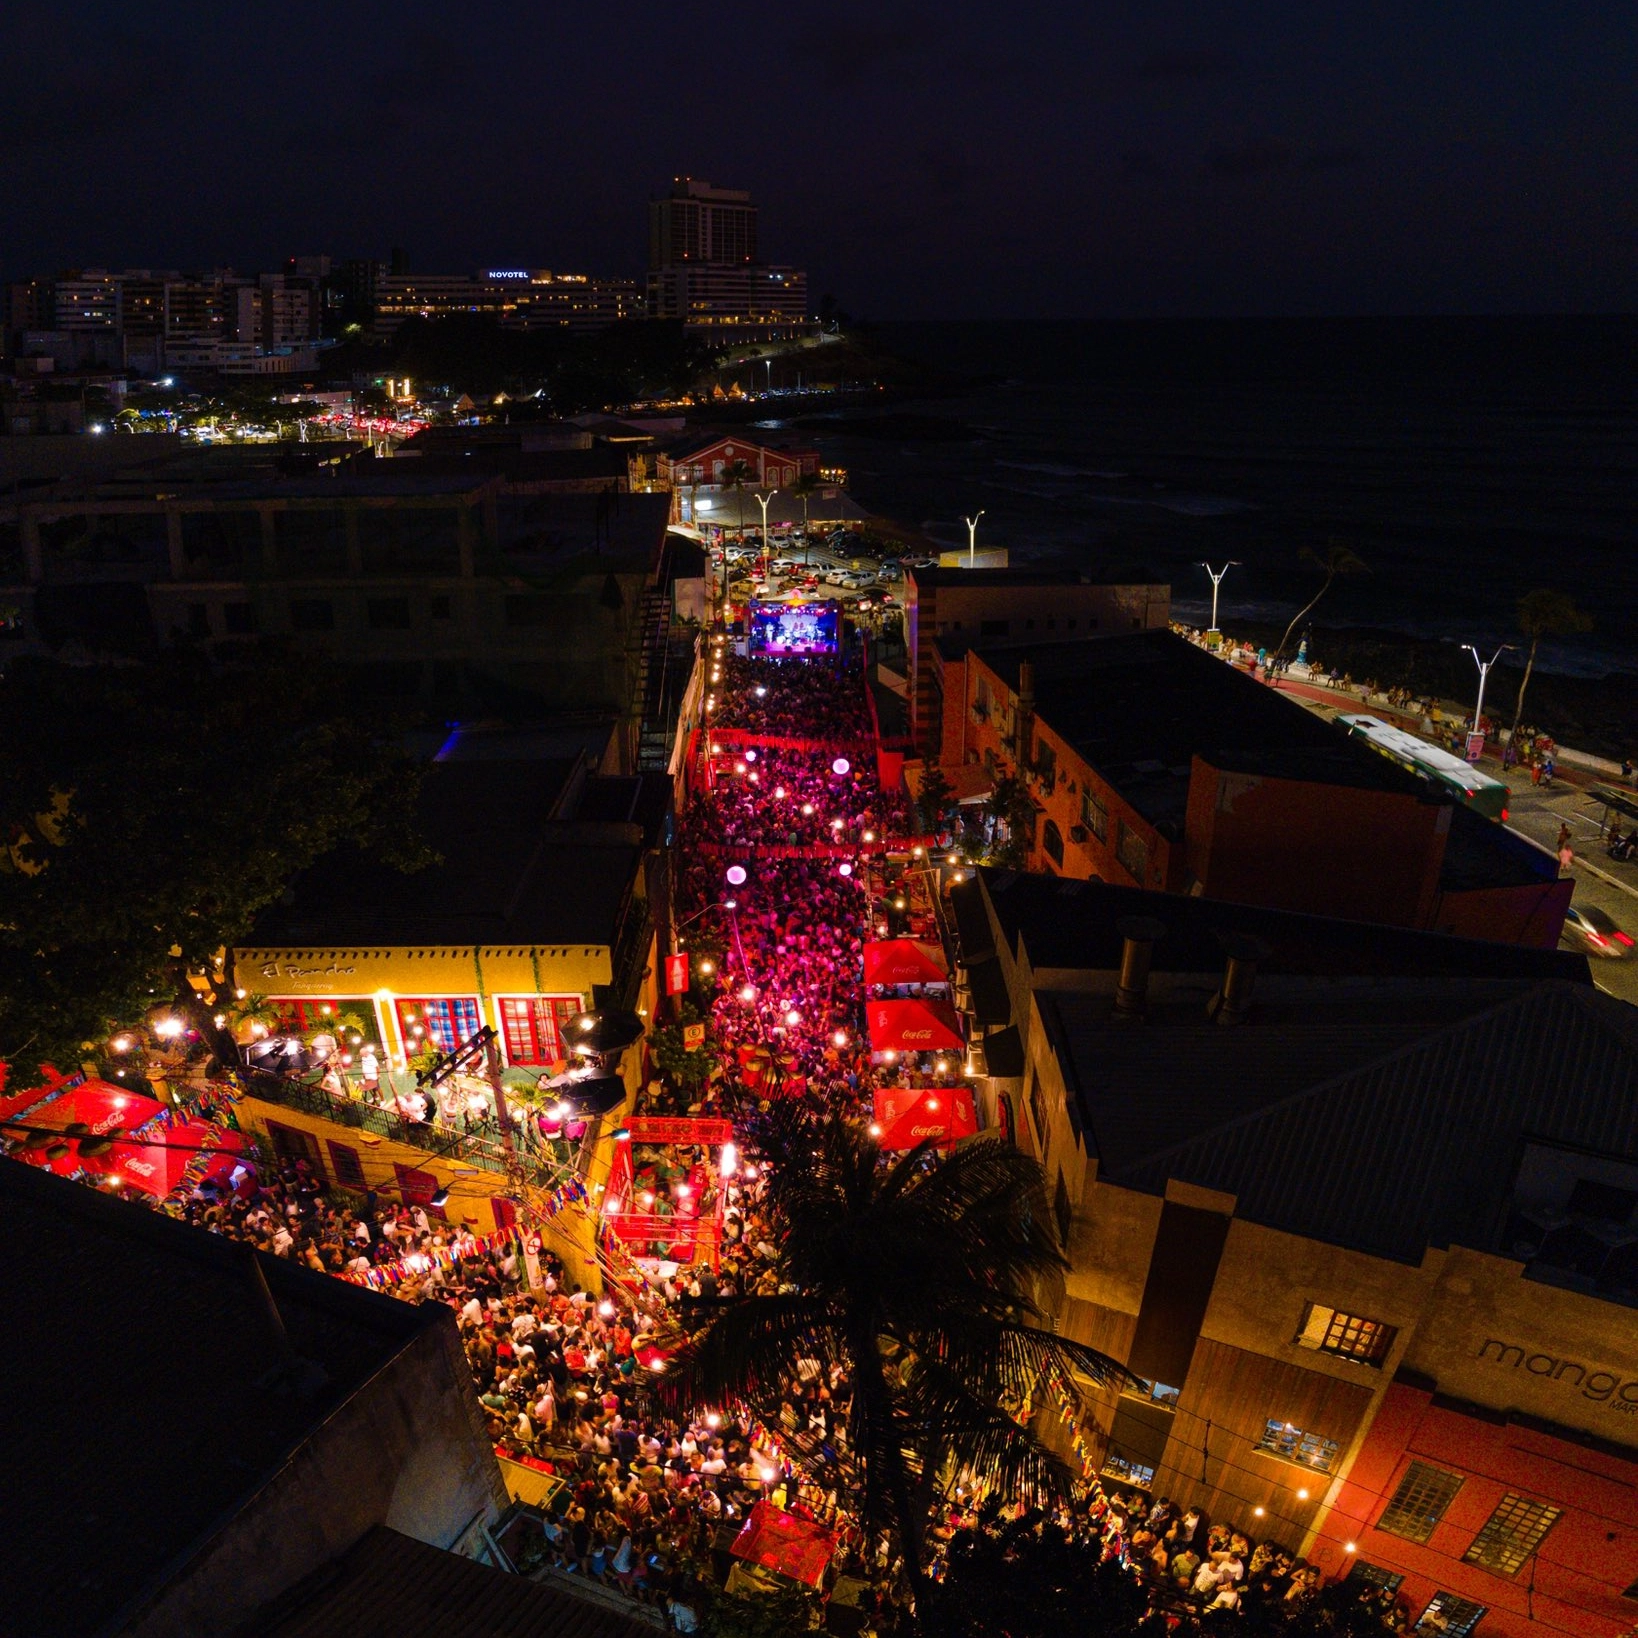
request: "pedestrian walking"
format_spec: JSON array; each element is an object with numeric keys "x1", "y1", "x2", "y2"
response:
[{"x1": 1559, "y1": 842, "x2": 1574, "y2": 876}]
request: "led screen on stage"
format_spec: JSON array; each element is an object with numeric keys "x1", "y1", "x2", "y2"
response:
[{"x1": 748, "y1": 600, "x2": 839, "y2": 657}]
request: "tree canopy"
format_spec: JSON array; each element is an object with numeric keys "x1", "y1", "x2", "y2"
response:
[{"x1": 0, "y1": 646, "x2": 430, "y2": 1081}]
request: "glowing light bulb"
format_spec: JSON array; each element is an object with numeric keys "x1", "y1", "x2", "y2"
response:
[
  {"x1": 833, "y1": 1030, "x2": 848, "y2": 1047},
  {"x1": 599, "y1": 1299, "x2": 616, "y2": 1318},
  {"x1": 832, "y1": 758, "x2": 850, "y2": 775},
  {"x1": 838, "y1": 862, "x2": 853, "y2": 877},
  {"x1": 863, "y1": 830, "x2": 875, "y2": 843},
  {"x1": 801, "y1": 803, "x2": 815, "y2": 816},
  {"x1": 726, "y1": 865, "x2": 748, "y2": 886},
  {"x1": 868, "y1": 1122, "x2": 882, "y2": 1137},
  {"x1": 755, "y1": 685, "x2": 767, "y2": 698},
  {"x1": 786, "y1": 1009, "x2": 801, "y2": 1026},
  {"x1": 699, "y1": 960, "x2": 715, "y2": 975},
  {"x1": 740, "y1": 985, "x2": 757, "y2": 1002}
]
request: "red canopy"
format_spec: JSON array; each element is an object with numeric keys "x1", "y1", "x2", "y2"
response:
[
  {"x1": 867, "y1": 997, "x2": 965, "y2": 1054},
  {"x1": 862, "y1": 938, "x2": 949, "y2": 987},
  {"x1": 872, "y1": 1086, "x2": 979, "y2": 1150},
  {"x1": 19, "y1": 1080, "x2": 165, "y2": 1174},
  {"x1": 90, "y1": 1122, "x2": 246, "y2": 1198},
  {"x1": 730, "y1": 1500, "x2": 837, "y2": 1589}
]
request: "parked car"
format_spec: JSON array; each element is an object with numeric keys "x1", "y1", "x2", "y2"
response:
[{"x1": 1560, "y1": 902, "x2": 1635, "y2": 957}]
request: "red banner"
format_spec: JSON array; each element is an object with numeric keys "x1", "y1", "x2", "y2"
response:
[
  {"x1": 863, "y1": 938, "x2": 949, "y2": 986},
  {"x1": 867, "y1": 997, "x2": 965, "y2": 1053},
  {"x1": 872, "y1": 1086, "x2": 978, "y2": 1150}
]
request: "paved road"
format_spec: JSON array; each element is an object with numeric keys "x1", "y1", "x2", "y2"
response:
[{"x1": 1264, "y1": 674, "x2": 1638, "y2": 1006}]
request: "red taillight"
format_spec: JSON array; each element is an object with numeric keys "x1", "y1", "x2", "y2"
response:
[
  {"x1": 1501, "y1": 808, "x2": 1509, "y2": 820},
  {"x1": 1616, "y1": 932, "x2": 1634, "y2": 947},
  {"x1": 1589, "y1": 932, "x2": 1609, "y2": 947}
]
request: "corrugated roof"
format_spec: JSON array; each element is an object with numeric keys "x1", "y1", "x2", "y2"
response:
[
  {"x1": 245, "y1": 1526, "x2": 659, "y2": 1638},
  {"x1": 0, "y1": 1161, "x2": 448, "y2": 1638},
  {"x1": 1099, "y1": 982, "x2": 1638, "y2": 1263}
]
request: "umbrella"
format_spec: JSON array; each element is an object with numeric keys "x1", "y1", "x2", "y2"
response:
[
  {"x1": 562, "y1": 1074, "x2": 628, "y2": 1118},
  {"x1": 862, "y1": 938, "x2": 949, "y2": 987},
  {"x1": 867, "y1": 997, "x2": 965, "y2": 1054},
  {"x1": 872, "y1": 1086, "x2": 978, "y2": 1151},
  {"x1": 563, "y1": 1009, "x2": 646, "y2": 1055}
]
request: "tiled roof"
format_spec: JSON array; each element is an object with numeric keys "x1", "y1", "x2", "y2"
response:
[
  {"x1": 244, "y1": 1526, "x2": 660, "y2": 1638},
  {"x1": 0, "y1": 1160, "x2": 446, "y2": 1638}
]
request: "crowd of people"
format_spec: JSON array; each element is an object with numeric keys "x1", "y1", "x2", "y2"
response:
[{"x1": 120, "y1": 632, "x2": 1394, "y2": 1633}]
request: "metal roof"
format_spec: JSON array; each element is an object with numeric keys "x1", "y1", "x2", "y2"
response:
[
  {"x1": 1084, "y1": 981, "x2": 1638, "y2": 1264},
  {"x1": 244, "y1": 1525, "x2": 659, "y2": 1638}
]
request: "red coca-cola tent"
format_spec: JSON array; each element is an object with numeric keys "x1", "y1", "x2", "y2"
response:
[
  {"x1": 92, "y1": 1123, "x2": 247, "y2": 1198},
  {"x1": 872, "y1": 1086, "x2": 979, "y2": 1150},
  {"x1": 17, "y1": 1080, "x2": 165, "y2": 1175},
  {"x1": 862, "y1": 938, "x2": 949, "y2": 987},
  {"x1": 730, "y1": 1500, "x2": 837, "y2": 1589},
  {"x1": 867, "y1": 997, "x2": 964, "y2": 1054}
]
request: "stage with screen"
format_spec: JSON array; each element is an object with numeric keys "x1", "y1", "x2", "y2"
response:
[{"x1": 748, "y1": 600, "x2": 840, "y2": 657}]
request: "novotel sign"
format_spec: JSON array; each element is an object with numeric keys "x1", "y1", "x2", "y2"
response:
[{"x1": 485, "y1": 270, "x2": 531, "y2": 280}]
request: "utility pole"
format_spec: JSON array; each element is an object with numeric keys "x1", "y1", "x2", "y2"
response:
[{"x1": 1199, "y1": 561, "x2": 1240, "y2": 635}]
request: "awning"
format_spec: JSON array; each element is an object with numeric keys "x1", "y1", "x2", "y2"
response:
[
  {"x1": 17, "y1": 1080, "x2": 165, "y2": 1173},
  {"x1": 872, "y1": 1086, "x2": 978, "y2": 1150},
  {"x1": 1587, "y1": 785, "x2": 1638, "y2": 824},
  {"x1": 867, "y1": 997, "x2": 965, "y2": 1053},
  {"x1": 91, "y1": 1123, "x2": 246, "y2": 1197},
  {"x1": 730, "y1": 1501, "x2": 837, "y2": 1589},
  {"x1": 863, "y1": 938, "x2": 949, "y2": 987}
]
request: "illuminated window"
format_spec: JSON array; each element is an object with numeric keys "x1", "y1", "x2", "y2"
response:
[
  {"x1": 395, "y1": 998, "x2": 480, "y2": 1054},
  {"x1": 1463, "y1": 1494, "x2": 1561, "y2": 1575},
  {"x1": 1295, "y1": 1303, "x2": 1396, "y2": 1365},
  {"x1": 1255, "y1": 1419, "x2": 1340, "y2": 1472},
  {"x1": 1100, "y1": 1450, "x2": 1155, "y2": 1489},
  {"x1": 1414, "y1": 1592, "x2": 1486, "y2": 1635},
  {"x1": 499, "y1": 996, "x2": 583, "y2": 1066},
  {"x1": 272, "y1": 998, "x2": 381, "y2": 1045},
  {"x1": 1378, "y1": 1462, "x2": 1464, "y2": 1543}
]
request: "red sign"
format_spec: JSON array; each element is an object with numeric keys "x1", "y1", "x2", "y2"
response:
[
  {"x1": 867, "y1": 997, "x2": 965, "y2": 1054},
  {"x1": 682, "y1": 1023, "x2": 706, "y2": 1051},
  {"x1": 665, "y1": 953, "x2": 690, "y2": 996}
]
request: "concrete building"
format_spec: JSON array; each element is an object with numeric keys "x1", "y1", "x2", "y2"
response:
[
  {"x1": 2, "y1": 1157, "x2": 506, "y2": 1638},
  {"x1": 940, "y1": 629, "x2": 1569, "y2": 947},
  {"x1": 0, "y1": 466, "x2": 675, "y2": 725},
  {"x1": 646, "y1": 178, "x2": 809, "y2": 335},
  {"x1": 903, "y1": 565, "x2": 1171, "y2": 749},
  {"x1": 950, "y1": 868, "x2": 1638, "y2": 1638},
  {"x1": 369, "y1": 270, "x2": 643, "y2": 338}
]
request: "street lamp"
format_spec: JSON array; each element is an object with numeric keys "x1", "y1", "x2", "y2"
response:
[
  {"x1": 964, "y1": 510, "x2": 985, "y2": 566},
  {"x1": 755, "y1": 490, "x2": 777, "y2": 579},
  {"x1": 1462, "y1": 642, "x2": 1514, "y2": 745},
  {"x1": 1199, "y1": 561, "x2": 1240, "y2": 635}
]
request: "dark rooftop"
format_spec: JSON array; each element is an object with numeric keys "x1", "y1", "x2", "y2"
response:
[
  {"x1": 1051, "y1": 979, "x2": 1638, "y2": 1265},
  {"x1": 966, "y1": 868, "x2": 1588, "y2": 986},
  {"x1": 969, "y1": 630, "x2": 1428, "y2": 830},
  {"x1": 0, "y1": 1160, "x2": 450, "y2": 1638},
  {"x1": 247, "y1": 759, "x2": 645, "y2": 949},
  {"x1": 909, "y1": 566, "x2": 1101, "y2": 591},
  {"x1": 243, "y1": 1525, "x2": 658, "y2": 1638}
]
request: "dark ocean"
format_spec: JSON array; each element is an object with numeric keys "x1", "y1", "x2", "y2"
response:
[{"x1": 775, "y1": 318, "x2": 1638, "y2": 677}]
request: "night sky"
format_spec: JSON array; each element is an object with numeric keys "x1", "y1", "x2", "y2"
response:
[{"x1": 7, "y1": 2, "x2": 1634, "y2": 318}]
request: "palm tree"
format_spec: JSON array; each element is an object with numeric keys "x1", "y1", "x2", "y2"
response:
[
  {"x1": 789, "y1": 471, "x2": 821, "y2": 563},
  {"x1": 1270, "y1": 541, "x2": 1369, "y2": 670},
  {"x1": 1508, "y1": 588, "x2": 1592, "y2": 749},
  {"x1": 662, "y1": 1112, "x2": 1126, "y2": 1600},
  {"x1": 719, "y1": 458, "x2": 755, "y2": 540}
]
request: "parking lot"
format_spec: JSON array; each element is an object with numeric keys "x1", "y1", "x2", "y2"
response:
[{"x1": 708, "y1": 529, "x2": 933, "y2": 623}]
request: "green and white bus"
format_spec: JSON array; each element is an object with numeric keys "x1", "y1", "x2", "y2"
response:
[{"x1": 1337, "y1": 714, "x2": 1511, "y2": 821}]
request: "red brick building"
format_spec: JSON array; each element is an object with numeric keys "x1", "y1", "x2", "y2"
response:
[{"x1": 656, "y1": 433, "x2": 820, "y2": 527}]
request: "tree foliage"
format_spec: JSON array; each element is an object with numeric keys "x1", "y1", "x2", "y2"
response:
[
  {"x1": 0, "y1": 647, "x2": 431, "y2": 1080},
  {"x1": 1272, "y1": 541, "x2": 1369, "y2": 668},
  {"x1": 1510, "y1": 587, "x2": 1594, "y2": 742},
  {"x1": 661, "y1": 1112, "x2": 1127, "y2": 1591}
]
